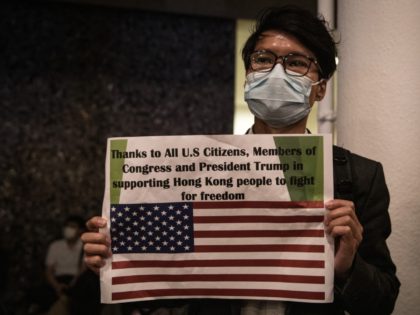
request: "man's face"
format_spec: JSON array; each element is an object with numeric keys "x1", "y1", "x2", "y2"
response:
[
  {"x1": 63, "y1": 222, "x2": 81, "y2": 241},
  {"x1": 249, "y1": 30, "x2": 326, "y2": 106}
]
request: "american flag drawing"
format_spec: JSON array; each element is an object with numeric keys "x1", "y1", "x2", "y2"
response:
[{"x1": 109, "y1": 201, "x2": 332, "y2": 303}]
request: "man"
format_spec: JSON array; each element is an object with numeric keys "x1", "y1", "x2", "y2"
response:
[
  {"x1": 82, "y1": 6, "x2": 400, "y2": 314},
  {"x1": 28, "y1": 215, "x2": 85, "y2": 314}
]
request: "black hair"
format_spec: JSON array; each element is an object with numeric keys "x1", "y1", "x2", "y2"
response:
[
  {"x1": 242, "y1": 6, "x2": 337, "y2": 79},
  {"x1": 64, "y1": 215, "x2": 85, "y2": 230}
]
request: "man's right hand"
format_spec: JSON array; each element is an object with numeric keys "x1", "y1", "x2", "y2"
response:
[{"x1": 81, "y1": 216, "x2": 112, "y2": 274}]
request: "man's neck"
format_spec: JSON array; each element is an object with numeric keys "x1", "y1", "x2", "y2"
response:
[{"x1": 252, "y1": 118, "x2": 307, "y2": 134}]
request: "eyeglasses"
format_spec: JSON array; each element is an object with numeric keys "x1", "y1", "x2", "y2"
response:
[{"x1": 249, "y1": 50, "x2": 321, "y2": 77}]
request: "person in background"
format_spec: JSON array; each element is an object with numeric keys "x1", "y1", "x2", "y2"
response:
[
  {"x1": 28, "y1": 215, "x2": 85, "y2": 314},
  {"x1": 81, "y1": 5, "x2": 400, "y2": 315}
]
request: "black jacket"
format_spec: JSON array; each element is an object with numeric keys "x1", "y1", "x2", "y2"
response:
[{"x1": 283, "y1": 146, "x2": 400, "y2": 314}]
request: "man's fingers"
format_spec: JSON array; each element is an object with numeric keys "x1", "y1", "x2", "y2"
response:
[
  {"x1": 84, "y1": 255, "x2": 106, "y2": 275},
  {"x1": 84, "y1": 242, "x2": 111, "y2": 257},
  {"x1": 81, "y1": 231, "x2": 109, "y2": 245},
  {"x1": 85, "y1": 216, "x2": 107, "y2": 232}
]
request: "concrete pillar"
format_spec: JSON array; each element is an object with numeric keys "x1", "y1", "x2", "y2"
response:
[
  {"x1": 337, "y1": 1, "x2": 420, "y2": 314},
  {"x1": 317, "y1": 0, "x2": 336, "y2": 134}
]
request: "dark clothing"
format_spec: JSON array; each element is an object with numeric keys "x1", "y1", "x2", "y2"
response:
[
  {"x1": 27, "y1": 275, "x2": 74, "y2": 312},
  {"x1": 68, "y1": 269, "x2": 102, "y2": 315},
  {"x1": 123, "y1": 146, "x2": 400, "y2": 315}
]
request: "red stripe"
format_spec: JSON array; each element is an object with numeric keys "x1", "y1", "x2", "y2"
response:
[
  {"x1": 194, "y1": 201, "x2": 324, "y2": 209},
  {"x1": 194, "y1": 244, "x2": 324, "y2": 253},
  {"x1": 194, "y1": 215, "x2": 323, "y2": 224},
  {"x1": 112, "y1": 288, "x2": 325, "y2": 301},
  {"x1": 194, "y1": 229, "x2": 324, "y2": 238},
  {"x1": 112, "y1": 259, "x2": 324, "y2": 269},
  {"x1": 112, "y1": 274, "x2": 325, "y2": 285}
]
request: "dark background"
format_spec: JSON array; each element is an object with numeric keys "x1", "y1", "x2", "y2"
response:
[{"x1": 0, "y1": 0, "x2": 316, "y2": 312}]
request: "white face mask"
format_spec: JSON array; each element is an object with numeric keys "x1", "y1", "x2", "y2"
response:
[
  {"x1": 244, "y1": 64, "x2": 317, "y2": 128},
  {"x1": 63, "y1": 226, "x2": 78, "y2": 240}
]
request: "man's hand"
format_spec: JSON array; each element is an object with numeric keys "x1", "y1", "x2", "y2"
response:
[
  {"x1": 81, "y1": 216, "x2": 112, "y2": 274},
  {"x1": 324, "y1": 199, "x2": 363, "y2": 279}
]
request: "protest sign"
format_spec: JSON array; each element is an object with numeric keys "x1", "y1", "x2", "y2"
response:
[{"x1": 100, "y1": 134, "x2": 334, "y2": 304}]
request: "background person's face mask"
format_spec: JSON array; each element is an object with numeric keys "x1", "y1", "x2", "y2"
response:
[
  {"x1": 244, "y1": 64, "x2": 317, "y2": 128},
  {"x1": 63, "y1": 226, "x2": 78, "y2": 240}
]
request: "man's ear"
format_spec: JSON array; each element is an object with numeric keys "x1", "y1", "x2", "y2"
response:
[{"x1": 315, "y1": 79, "x2": 327, "y2": 101}]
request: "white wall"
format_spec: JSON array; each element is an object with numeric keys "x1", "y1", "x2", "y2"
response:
[{"x1": 336, "y1": 1, "x2": 420, "y2": 314}]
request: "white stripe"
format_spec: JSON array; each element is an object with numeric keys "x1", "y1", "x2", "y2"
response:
[
  {"x1": 112, "y1": 295, "x2": 327, "y2": 304},
  {"x1": 112, "y1": 266, "x2": 325, "y2": 277},
  {"x1": 194, "y1": 208, "x2": 325, "y2": 216},
  {"x1": 194, "y1": 222, "x2": 324, "y2": 231},
  {"x1": 111, "y1": 280, "x2": 326, "y2": 293},
  {"x1": 194, "y1": 237, "x2": 325, "y2": 245},
  {"x1": 113, "y1": 252, "x2": 325, "y2": 261}
]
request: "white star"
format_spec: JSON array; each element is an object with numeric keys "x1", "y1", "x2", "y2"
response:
[
  {"x1": 113, "y1": 246, "x2": 118, "y2": 251},
  {"x1": 132, "y1": 211, "x2": 138, "y2": 216},
  {"x1": 124, "y1": 206, "x2": 130, "y2": 211},
  {"x1": 176, "y1": 230, "x2": 182, "y2": 236},
  {"x1": 111, "y1": 218, "x2": 116, "y2": 222},
  {"x1": 139, "y1": 206, "x2": 145, "y2": 211},
  {"x1": 170, "y1": 246, "x2": 175, "y2": 251},
  {"x1": 147, "y1": 211, "x2": 152, "y2": 216},
  {"x1": 120, "y1": 241, "x2": 125, "y2": 246},
  {"x1": 125, "y1": 217, "x2": 131, "y2": 222},
  {"x1": 140, "y1": 226, "x2": 146, "y2": 231},
  {"x1": 134, "y1": 241, "x2": 139, "y2": 245},
  {"x1": 140, "y1": 216, "x2": 145, "y2": 221},
  {"x1": 169, "y1": 236, "x2": 175, "y2": 241},
  {"x1": 169, "y1": 215, "x2": 175, "y2": 220},
  {"x1": 148, "y1": 241, "x2": 154, "y2": 246},
  {"x1": 117, "y1": 212, "x2": 123, "y2": 217},
  {"x1": 156, "y1": 246, "x2": 161, "y2": 251},
  {"x1": 176, "y1": 220, "x2": 182, "y2": 225},
  {"x1": 183, "y1": 225, "x2": 189, "y2": 230},
  {"x1": 111, "y1": 207, "x2": 116, "y2": 212},
  {"x1": 141, "y1": 246, "x2": 147, "y2": 251},
  {"x1": 184, "y1": 245, "x2": 190, "y2": 250},
  {"x1": 177, "y1": 241, "x2": 182, "y2": 246},
  {"x1": 154, "y1": 226, "x2": 160, "y2": 231},
  {"x1": 169, "y1": 205, "x2": 174, "y2": 210},
  {"x1": 176, "y1": 210, "x2": 182, "y2": 215},
  {"x1": 154, "y1": 216, "x2": 160, "y2": 221},
  {"x1": 162, "y1": 221, "x2": 168, "y2": 226},
  {"x1": 183, "y1": 215, "x2": 189, "y2": 220},
  {"x1": 141, "y1": 236, "x2": 146, "y2": 241},
  {"x1": 183, "y1": 204, "x2": 189, "y2": 209},
  {"x1": 128, "y1": 246, "x2": 133, "y2": 251},
  {"x1": 184, "y1": 235, "x2": 190, "y2": 240},
  {"x1": 161, "y1": 211, "x2": 167, "y2": 216},
  {"x1": 163, "y1": 241, "x2": 168, "y2": 246},
  {"x1": 153, "y1": 205, "x2": 159, "y2": 211},
  {"x1": 169, "y1": 226, "x2": 175, "y2": 231}
]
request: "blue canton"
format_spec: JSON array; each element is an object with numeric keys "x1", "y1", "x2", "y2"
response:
[{"x1": 110, "y1": 202, "x2": 194, "y2": 254}]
